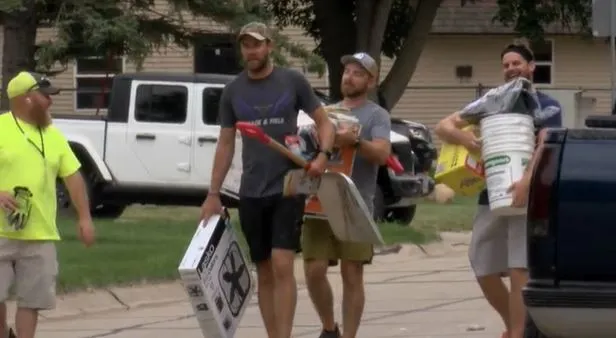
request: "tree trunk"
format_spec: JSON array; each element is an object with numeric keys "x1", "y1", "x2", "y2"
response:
[
  {"x1": 312, "y1": 0, "x2": 356, "y2": 101},
  {"x1": 380, "y1": 0, "x2": 443, "y2": 108},
  {"x1": 355, "y1": 0, "x2": 392, "y2": 64},
  {"x1": 355, "y1": 0, "x2": 393, "y2": 102},
  {"x1": 0, "y1": 0, "x2": 38, "y2": 111}
]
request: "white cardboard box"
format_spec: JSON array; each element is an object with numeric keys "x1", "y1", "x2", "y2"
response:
[{"x1": 178, "y1": 211, "x2": 254, "y2": 338}]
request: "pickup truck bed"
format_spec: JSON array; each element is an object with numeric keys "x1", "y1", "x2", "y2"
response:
[{"x1": 524, "y1": 117, "x2": 616, "y2": 338}]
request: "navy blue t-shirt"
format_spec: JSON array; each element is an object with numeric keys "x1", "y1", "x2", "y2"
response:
[{"x1": 458, "y1": 90, "x2": 563, "y2": 205}]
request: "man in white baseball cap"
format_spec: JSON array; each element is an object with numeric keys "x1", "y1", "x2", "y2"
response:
[{"x1": 340, "y1": 52, "x2": 379, "y2": 78}]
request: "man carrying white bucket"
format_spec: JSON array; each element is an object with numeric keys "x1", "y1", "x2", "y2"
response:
[{"x1": 434, "y1": 41, "x2": 562, "y2": 338}]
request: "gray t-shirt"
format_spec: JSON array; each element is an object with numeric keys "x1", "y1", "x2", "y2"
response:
[
  {"x1": 219, "y1": 67, "x2": 322, "y2": 198},
  {"x1": 342, "y1": 101, "x2": 391, "y2": 213}
]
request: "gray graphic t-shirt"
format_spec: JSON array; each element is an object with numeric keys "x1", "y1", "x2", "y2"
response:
[
  {"x1": 219, "y1": 67, "x2": 322, "y2": 198},
  {"x1": 343, "y1": 101, "x2": 391, "y2": 213}
]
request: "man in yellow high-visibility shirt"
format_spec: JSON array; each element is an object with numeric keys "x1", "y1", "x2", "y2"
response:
[{"x1": 0, "y1": 71, "x2": 95, "y2": 338}]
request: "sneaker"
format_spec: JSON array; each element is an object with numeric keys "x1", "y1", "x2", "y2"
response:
[
  {"x1": 319, "y1": 324, "x2": 341, "y2": 338},
  {"x1": 7, "y1": 328, "x2": 16, "y2": 338}
]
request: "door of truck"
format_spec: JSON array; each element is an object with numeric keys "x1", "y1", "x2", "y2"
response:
[
  {"x1": 126, "y1": 80, "x2": 195, "y2": 183},
  {"x1": 191, "y1": 83, "x2": 225, "y2": 187}
]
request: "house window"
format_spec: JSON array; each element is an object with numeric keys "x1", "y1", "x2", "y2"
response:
[
  {"x1": 74, "y1": 56, "x2": 124, "y2": 110},
  {"x1": 134, "y1": 84, "x2": 188, "y2": 124},
  {"x1": 203, "y1": 87, "x2": 224, "y2": 125},
  {"x1": 530, "y1": 40, "x2": 553, "y2": 85}
]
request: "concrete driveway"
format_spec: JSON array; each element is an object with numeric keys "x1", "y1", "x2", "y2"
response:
[{"x1": 32, "y1": 246, "x2": 504, "y2": 338}]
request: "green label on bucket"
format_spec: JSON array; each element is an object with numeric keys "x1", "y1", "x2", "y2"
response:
[{"x1": 484, "y1": 155, "x2": 510, "y2": 170}]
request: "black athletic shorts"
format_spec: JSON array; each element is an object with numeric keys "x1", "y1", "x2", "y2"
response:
[{"x1": 238, "y1": 194, "x2": 305, "y2": 263}]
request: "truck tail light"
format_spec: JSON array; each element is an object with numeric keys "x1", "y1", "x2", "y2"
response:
[
  {"x1": 527, "y1": 144, "x2": 561, "y2": 234},
  {"x1": 526, "y1": 129, "x2": 565, "y2": 284}
]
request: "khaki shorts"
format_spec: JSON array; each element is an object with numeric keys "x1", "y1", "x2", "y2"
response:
[
  {"x1": 0, "y1": 238, "x2": 58, "y2": 310},
  {"x1": 468, "y1": 205, "x2": 527, "y2": 277},
  {"x1": 301, "y1": 218, "x2": 373, "y2": 265}
]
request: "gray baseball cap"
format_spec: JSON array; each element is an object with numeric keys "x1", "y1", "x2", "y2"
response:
[
  {"x1": 238, "y1": 21, "x2": 272, "y2": 41},
  {"x1": 341, "y1": 52, "x2": 378, "y2": 77}
]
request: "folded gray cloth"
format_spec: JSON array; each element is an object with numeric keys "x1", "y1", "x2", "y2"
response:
[{"x1": 463, "y1": 77, "x2": 556, "y2": 124}]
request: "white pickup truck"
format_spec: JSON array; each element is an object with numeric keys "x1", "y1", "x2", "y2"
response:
[{"x1": 53, "y1": 73, "x2": 435, "y2": 222}]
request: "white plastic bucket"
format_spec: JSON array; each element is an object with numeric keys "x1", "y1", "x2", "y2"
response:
[
  {"x1": 482, "y1": 142, "x2": 535, "y2": 156},
  {"x1": 481, "y1": 126, "x2": 535, "y2": 137},
  {"x1": 482, "y1": 135, "x2": 536, "y2": 147},
  {"x1": 480, "y1": 113, "x2": 535, "y2": 216},
  {"x1": 480, "y1": 114, "x2": 534, "y2": 129}
]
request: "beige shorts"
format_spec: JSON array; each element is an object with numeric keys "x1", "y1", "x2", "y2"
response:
[
  {"x1": 0, "y1": 238, "x2": 58, "y2": 310},
  {"x1": 468, "y1": 205, "x2": 527, "y2": 277}
]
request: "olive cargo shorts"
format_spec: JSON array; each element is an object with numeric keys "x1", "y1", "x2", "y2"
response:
[
  {"x1": 302, "y1": 218, "x2": 373, "y2": 265},
  {"x1": 0, "y1": 238, "x2": 58, "y2": 310}
]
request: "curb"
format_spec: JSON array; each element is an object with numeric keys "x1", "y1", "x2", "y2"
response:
[
  {"x1": 8, "y1": 232, "x2": 471, "y2": 322},
  {"x1": 7, "y1": 282, "x2": 188, "y2": 323}
]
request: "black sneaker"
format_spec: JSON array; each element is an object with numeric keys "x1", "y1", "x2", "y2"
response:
[{"x1": 319, "y1": 324, "x2": 341, "y2": 338}]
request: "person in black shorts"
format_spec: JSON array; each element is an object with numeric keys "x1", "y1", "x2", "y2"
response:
[{"x1": 200, "y1": 22, "x2": 336, "y2": 338}]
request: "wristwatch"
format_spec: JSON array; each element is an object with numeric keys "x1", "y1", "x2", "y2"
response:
[{"x1": 319, "y1": 149, "x2": 334, "y2": 160}]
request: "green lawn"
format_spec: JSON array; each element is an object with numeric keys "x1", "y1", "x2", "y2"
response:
[
  {"x1": 55, "y1": 198, "x2": 477, "y2": 293},
  {"x1": 412, "y1": 196, "x2": 476, "y2": 232}
]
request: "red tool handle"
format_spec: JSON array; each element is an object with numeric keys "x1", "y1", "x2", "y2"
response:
[
  {"x1": 236, "y1": 122, "x2": 310, "y2": 169},
  {"x1": 387, "y1": 155, "x2": 404, "y2": 174},
  {"x1": 235, "y1": 122, "x2": 271, "y2": 144}
]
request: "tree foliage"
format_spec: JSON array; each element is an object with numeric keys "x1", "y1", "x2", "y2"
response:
[
  {"x1": 0, "y1": 0, "x2": 325, "y2": 109},
  {"x1": 494, "y1": 0, "x2": 592, "y2": 41}
]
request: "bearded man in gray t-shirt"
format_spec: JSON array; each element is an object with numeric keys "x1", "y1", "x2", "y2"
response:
[
  {"x1": 199, "y1": 22, "x2": 336, "y2": 338},
  {"x1": 302, "y1": 53, "x2": 392, "y2": 338}
]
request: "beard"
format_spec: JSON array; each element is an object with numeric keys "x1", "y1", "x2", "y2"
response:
[
  {"x1": 245, "y1": 55, "x2": 269, "y2": 73},
  {"x1": 341, "y1": 84, "x2": 367, "y2": 99},
  {"x1": 34, "y1": 113, "x2": 51, "y2": 128},
  {"x1": 31, "y1": 107, "x2": 52, "y2": 128}
]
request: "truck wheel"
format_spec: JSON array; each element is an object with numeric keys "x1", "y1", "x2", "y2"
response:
[
  {"x1": 56, "y1": 173, "x2": 126, "y2": 220},
  {"x1": 56, "y1": 180, "x2": 71, "y2": 209},
  {"x1": 373, "y1": 186, "x2": 386, "y2": 222},
  {"x1": 385, "y1": 205, "x2": 417, "y2": 225},
  {"x1": 91, "y1": 204, "x2": 127, "y2": 219}
]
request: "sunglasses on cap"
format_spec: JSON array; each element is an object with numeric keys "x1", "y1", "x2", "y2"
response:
[{"x1": 26, "y1": 78, "x2": 60, "y2": 96}]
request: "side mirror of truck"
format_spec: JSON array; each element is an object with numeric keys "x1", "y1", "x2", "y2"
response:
[{"x1": 585, "y1": 115, "x2": 616, "y2": 129}]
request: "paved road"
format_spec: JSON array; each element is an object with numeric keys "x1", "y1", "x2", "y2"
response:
[{"x1": 35, "y1": 252, "x2": 504, "y2": 338}]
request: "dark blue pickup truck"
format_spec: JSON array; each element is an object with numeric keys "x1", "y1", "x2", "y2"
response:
[{"x1": 523, "y1": 115, "x2": 616, "y2": 338}]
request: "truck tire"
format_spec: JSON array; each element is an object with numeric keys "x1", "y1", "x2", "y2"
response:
[
  {"x1": 56, "y1": 173, "x2": 126, "y2": 220},
  {"x1": 56, "y1": 180, "x2": 71, "y2": 210},
  {"x1": 91, "y1": 204, "x2": 127, "y2": 219},
  {"x1": 385, "y1": 205, "x2": 417, "y2": 225}
]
